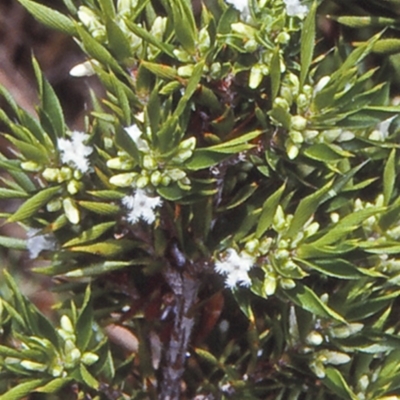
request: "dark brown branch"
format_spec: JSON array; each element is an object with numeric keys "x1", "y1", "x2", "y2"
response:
[{"x1": 159, "y1": 267, "x2": 200, "y2": 400}]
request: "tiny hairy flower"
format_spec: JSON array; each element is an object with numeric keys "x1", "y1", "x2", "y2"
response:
[
  {"x1": 215, "y1": 249, "x2": 255, "y2": 288},
  {"x1": 122, "y1": 189, "x2": 162, "y2": 224},
  {"x1": 27, "y1": 229, "x2": 56, "y2": 259},
  {"x1": 284, "y1": 0, "x2": 308, "y2": 19},
  {"x1": 58, "y1": 131, "x2": 93, "y2": 173}
]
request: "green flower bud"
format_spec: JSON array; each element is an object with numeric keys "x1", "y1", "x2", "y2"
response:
[
  {"x1": 245, "y1": 238, "x2": 259, "y2": 255},
  {"x1": 291, "y1": 115, "x2": 308, "y2": 131},
  {"x1": 161, "y1": 175, "x2": 172, "y2": 186},
  {"x1": 21, "y1": 161, "x2": 41, "y2": 172},
  {"x1": 42, "y1": 168, "x2": 60, "y2": 182},
  {"x1": 46, "y1": 198, "x2": 62, "y2": 212},
  {"x1": 263, "y1": 274, "x2": 277, "y2": 296},
  {"x1": 21, "y1": 360, "x2": 47, "y2": 372},
  {"x1": 150, "y1": 170, "x2": 162, "y2": 186},
  {"x1": 110, "y1": 172, "x2": 138, "y2": 187},
  {"x1": 244, "y1": 39, "x2": 258, "y2": 52},
  {"x1": 81, "y1": 352, "x2": 99, "y2": 366},
  {"x1": 136, "y1": 175, "x2": 149, "y2": 188},
  {"x1": 276, "y1": 31, "x2": 291, "y2": 45},
  {"x1": 63, "y1": 197, "x2": 80, "y2": 225},
  {"x1": 117, "y1": 0, "x2": 138, "y2": 15},
  {"x1": 67, "y1": 179, "x2": 82, "y2": 196},
  {"x1": 330, "y1": 323, "x2": 363, "y2": 339},
  {"x1": 179, "y1": 137, "x2": 196, "y2": 151},
  {"x1": 198, "y1": 27, "x2": 210, "y2": 55},
  {"x1": 274, "y1": 97, "x2": 290, "y2": 110},
  {"x1": 143, "y1": 155, "x2": 157, "y2": 170},
  {"x1": 286, "y1": 140, "x2": 300, "y2": 159},
  {"x1": 59, "y1": 166, "x2": 72, "y2": 182},
  {"x1": 151, "y1": 16, "x2": 166, "y2": 40},
  {"x1": 289, "y1": 130, "x2": 304, "y2": 144},
  {"x1": 61, "y1": 315, "x2": 74, "y2": 333},
  {"x1": 249, "y1": 65, "x2": 264, "y2": 89},
  {"x1": 280, "y1": 277, "x2": 296, "y2": 289},
  {"x1": 303, "y1": 129, "x2": 319, "y2": 142},
  {"x1": 231, "y1": 22, "x2": 255, "y2": 39},
  {"x1": 210, "y1": 62, "x2": 221, "y2": 79},
  {"x1": 107, "y1": 157, "x2": 135, "y2": 170},
  {"x1": 168, "y1": 168, "x2": 186, "y2": 181},
  {"x1": 304, "y1": 222, "x2": 319, "y2": 237},
  {"x1": 296, "y1": 93, "x2": 309, "y2": 109},
  {"x1": 178, "y1": 65, "x2": 194, "y2": 78},
  {"x1": 259, "y1": 237, "x2": 272, "y2": 255},
  {"x1": 306, "y1": 331, "x2": 324, "y2": 346},
  {"x1": 173, "y1": 49, "x2": 192, "y2": 62},
  {"x1": 50, "y1": 364, "x2": 64, "y2": 377}
]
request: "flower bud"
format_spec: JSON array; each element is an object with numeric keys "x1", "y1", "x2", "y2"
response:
[
  {"x1": 110, "y1": 172, "x2": 137, "y2": 187},
  {"x1": 42, "y1": 168, "x2": 60, "y2": 182},
  {"x1": 69, "y1": 60, "x2": 97, "y2": 77},
  {"x1": 21, "y1": 161, "x2": 41, "y2": 172},
  {"x1": 179, "y1": 137, "x2": 196, "y2": 151},
  {"x1": 136, "y1": 175, "x2": 149, "y2": 188},
  {"x1": 61, "y1": 315, "x2": 74, "y2": 333},
  {"x1": 289, "y1": 130, "x2": 304, "y2": 144},
  {"x1": 168, "y1": 168, "x2": 186, "y2": 181},
  {"x1": 21, "y1": 360, "x2": 47, "y2": 372},
  {"x1": 286, "y1": 140, "x2": 299, "y2": 159},
  {"x1": 291, "y1": 115, "x2": 308, "y2": 131},
  {"x1": 81, "y1": 352, "x2": 99, "y2": 366},
  {"x1": 245, "y1": 239, "x2": 259, "y2": 255},
  {"x1": 63, "y1": 197, "x2": 80, "y2": 225},
  {"x1": 151, "y1": 16, "x2": 167, "y2": 40},
  {"x1": 280, "y1": 278, "x2": 296, "y2": 290},
  {"x1": 150, "y1": 170, "x2": 162, "y2": 186},
  {"x1": 249, "y1": 65, "x2": 264, "y2": 89},
  {"x1": 178, "y1": 65, "x2": 194, "y2": 78},
  {"x1": 161, "y1": 175, "x2": 172, "y2": 186},
  {"x1": 59, "y1": 166, "x2": 72, "y2": 182},
  {"x1": 276, "y1": 31, "x2": 291, "y2": 45},
  {"x1": 67, "y1": 180, "x2": 82, "y2": 195},
  {"x1": 173, "y1": 49, "x2": 192, "y2": 62},
  {"x1": 306, "y1": 331, "x2": 324, "y2": 346},
  {"x1": 107, "y1": 157, "x2": 134, "y2": 170},
  {"x1": 46, "y1": 198, "x2": 62, "y2": 212},
  {"x1": 231, "y1": 23, "x2": 255, "y2": 38},
  {"x1": 143, "y1": 155, "x2": 157, "y2": 170}
]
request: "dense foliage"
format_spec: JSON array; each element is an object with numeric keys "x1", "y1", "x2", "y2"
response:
[{"x1": 1, "y1": 0, "x2": 400, "y2": 399}]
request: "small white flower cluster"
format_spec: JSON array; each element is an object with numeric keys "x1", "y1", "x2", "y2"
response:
[
  {"x1": 26, "y1": 229, "x2": 56, "y2": 259},
  {"x1": 58, "y1": 131, "x2": 93, "y2": 173},
  {"x1": 215, "y1": 248, "x2": 255, "y2": 288},
  {"x1": 122, "y1": 189, "x2": 162, "y2": 225},
  {"x1": 283, "y1": 0, "x2": 308, "y2": 18}
]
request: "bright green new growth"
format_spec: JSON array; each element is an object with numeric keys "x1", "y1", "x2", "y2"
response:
[{"x1": 0, "y1": 0, "x2": 400, "y2": 399}]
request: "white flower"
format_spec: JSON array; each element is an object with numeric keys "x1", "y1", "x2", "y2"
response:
[
  {"x1": 27, "y1": 229, "x2": 56, "y2": 259},
  {"x1": 58, "y1": 131, "x2": 93, "y2": 173},
  {"x1": 284, "y1": 0, "x2": 308, "y2": 18},
  {"x1": 215, "y1": 248, "x2": 255, "y2": 288},
  {"x1": 122, "y1": 189, "x2": 162, "y2": 224},
  {"x1": 226, "y1": 0, "x2": 249, "y2": 19},
  {"x1": 124, "y1": 124, "x2": 149, "y2": 152}
]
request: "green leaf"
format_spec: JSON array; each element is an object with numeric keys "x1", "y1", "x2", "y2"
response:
[
  {"x1": 372, "y1": 39, "x2": 400, "y2": 55},
  {"x1": 70, "y1": 239, "x2": 133, "y2": 256},
  {"x1": 186, "y1": 149, "x2": 232, "y2": 170},
  {"x1": 98, "y1": 0, "x2": 115, "y2": 17},
  {"x1": 35, "y1": 378, "x2": 73, "y2": 393},
  {"x1": 218, "y1": 183, "x2": 258, "y2": 211},
  {"x1": 0, "y1": 379, "x2": 49, "y2": 400},
  {"x1": 383, "y1": 149, "x2": 396, "y2": 205},
  {"x1": 256, "y1": 183, "x2": 286, "y2": 238},
  {"x1": 141, "y1": 61, "x2": 178, "y2": 80},
  {"x1": 63, "y1": 222, "x2": 116, "y2": 247},
  {"x1": 76, "y1": 25, "x2": 127, "y2": 77},
  {"x1": 105, "y1": 17, "x2": 132, "y2": 60},
  {"x1": 333, "y1": 15, "x2": 397, "y2": 28},
  {"x1": 0, "y1": 235, "x2": 26, "y2": 250},
  {"x1": 300, "y1": 1, "x2": 317, "y2": 88},
  {"x1": 76, "y1": 286, "x2": 93, "y2": 351},
  {"x1": 169, "y1": 0, "x2": 196, "y2": 54},
  {"x1": 323, "y1": 367, "x2": 358, "y2": 400},
  {"x1": 297, "y1": 258, "x2": 365, "y2": 279},
  {"x1": 78, "y1": 200, "x2": 119, "y2": 215},
  {"x1": 64, "y1": 261, "x2": 141, "y2": 277},
  {"x1": 270, "y1": 47, "x2": 281, "y2": 101},
  {"x1": 286, "y1": 181, "x2": 332, "y2": 238},
  {"x1": 8, "y1": 186, "x2": 61, "y2": 222},
  {"x1": 32, "y1": 57, "x2": 65, "y2": 140},
  {"x1": 79, "y1": 364, "x2": 99, "y2": 389},
  {"x1": 284, "y1": 283, "x2": 346, "y2": 323},
  {"x1": 0, "y1": 188, "x2": 29, "y2": 199},
  {"x1": 304, "y1": 143, "x2": 353, "y2": 162},
  {"x1": 16, "y1": 0, "x2": 76, "y2": 35}
]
